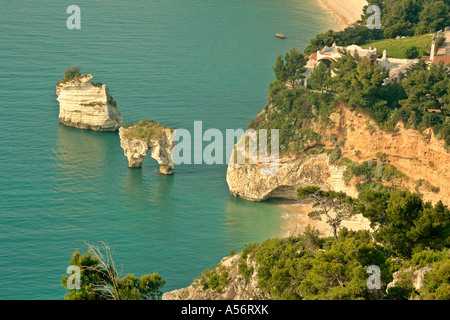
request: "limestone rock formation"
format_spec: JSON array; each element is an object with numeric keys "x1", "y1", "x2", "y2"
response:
[
  {"x1": 226, "y1": 106, "x2": 450, "y2": 206},
  {"x1": 56, "y1": 74, "x2": 122, "y2": 131},
  {"x1": 386, "y1": 266, "x2": 433, "y2": 292},
  {"x1": 162, "y1": 253, "x2": 269, "y2": 300},
  {"x1": 227, "y1": 153, "x2": 357, "y2": 202},
  {"x1": 119, "y1": 121, "x2": 175, "y2": 174}
]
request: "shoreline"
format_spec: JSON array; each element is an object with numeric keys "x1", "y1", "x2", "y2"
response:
[
  {"x1": 316, "y1": 0, "x2": 367, "y2": 30},
  {"x1": 278, "y1": 200, "x2": 373, "y2": 239},
  {"x1": 275, "y1": 0, "x2": 370, "y2": 239}
]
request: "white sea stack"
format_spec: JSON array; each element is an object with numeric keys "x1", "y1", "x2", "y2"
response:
[{"x1": 56, "y1": 74, "x2": 122, "y2": 131}]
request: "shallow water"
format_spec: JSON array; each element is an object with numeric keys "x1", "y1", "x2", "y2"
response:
[{"x1": 0, "y1": 0, "x2": 335, "y2": 299}]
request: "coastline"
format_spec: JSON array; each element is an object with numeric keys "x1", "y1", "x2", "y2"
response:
[
  {"x1": 279, "y1": 201, "x2": 372, "y2": 238},
  {"x1": 276, "y1": 0, "x2": 369, "y2": 238},
  {"x1": 316, "y1": 0, "x2": 367, "y2": 30}
]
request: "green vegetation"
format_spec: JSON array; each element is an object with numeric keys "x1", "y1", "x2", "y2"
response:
[
  {"x1": 273, "y1": 47, "x2": 306, "y2": 87},
  {"x1": 384, "y1": 248, "x2": 449, "y2": 300},
  {"x1": 358, "y1": 188, "x2": 450, "y2": 258},
  {"x1": 256, "y1": 42, "x2": 450, "y2": 152},
  {"x1": 247, "y1": 81, "x2": 335, "y2": 154},
  {"x1": 329, "y1": 148, "x2": 342, "y2": 164},
  {"x1": 243, "y1": 230, "x2": 391, "y2": 300},
  {"x1": 237, "y1": 242, "x2": 258, "y2": 282},
  {"x1": 343, "y1": 158, "x2": 407, "y2": 184},
  {"x1": 61, "y1": 242, "x2": 165, "y2": 300},
  {"x1": 61, "y1": 65, "x2": 81, "y2": 83},
  {"x1": 362, "y1": 34, "x2": 433, "y2": 58},
  {"x1": 399, "y1": 60, "x2": 450, "y2": 112},
  {"x1": 361, "y1": 0, "x2": 450, "y2": 38},
  {"x1": 123, "y1": 119, "x2": 172, "y2": 141},
  {"x1": 199, "y1": 265, "x2": 229, "y2": 293},
  {"x1": 293, "y1": 1, "x2": 450, "y2": 146},
  {"x1": 231, "y1": 186, "x2": 450, "y2": 300},
  {"x1": 309, "y1": 62, "x2": 332, "y2": 92},
  {"x1": 80, "y1": 101, "x2": 106, "y2": 107},
  {"x1": 303, "y1": 25, "x2": 383, "y2": 56},
  {"x1": 297, "y1": 186, "x2": 359, "y2": 244}
]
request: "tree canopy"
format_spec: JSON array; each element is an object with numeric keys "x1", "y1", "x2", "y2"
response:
[
  {"x1": 272, "y1": 47, "x2": 306, "y2": 87},
  {"x1": 61, "y1": 242, "x2": 165, "y2": 300}
]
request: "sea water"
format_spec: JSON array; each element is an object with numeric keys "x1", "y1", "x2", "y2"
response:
[{"x1": 0, "y1": 0, "x2": 335, "y2": 299}]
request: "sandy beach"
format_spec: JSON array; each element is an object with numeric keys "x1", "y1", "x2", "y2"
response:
[
  {"x1": 279, "y1": 202, "x2": 373, "y2": 238},
  {"x1": 276, "y1": 0, "x2": 370, "y2": 238},
  {"x1": 318, "y1": 0, "x2": 368, "y2": 30}
]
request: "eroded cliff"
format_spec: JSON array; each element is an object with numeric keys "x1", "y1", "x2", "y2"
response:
[
  {"x1": 227, "y1": 106, "x2": 450, "y2": 206},
  {"x1": 119, "y1": 120, "x2": 175, "y2": 174},
  {"x1": 163, "y1": 253, "x2": 269, "y2": 300},
  {"x1": 56, "y1": 74, "x2": 122, "y2": 131}
]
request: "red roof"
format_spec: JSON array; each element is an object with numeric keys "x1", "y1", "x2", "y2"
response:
[
  {"x1": 432, "y1": 55, "x2": 450, "y2": 65},
  {"x1": 310, "y1": 52, "x2": 317, "y2": 60}
]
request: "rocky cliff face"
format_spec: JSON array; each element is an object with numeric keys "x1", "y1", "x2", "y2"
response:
[
  {"x1": 163, "y1": 253, "x2": 269, "y2": 300},
  {"x1": 119, "y1": 126, "x2": 175, "y2": 174},
  {"x1": 227, "y1": 106, "x2": 450, "y2": 206},
  {"x1": 227, "y1": 153, "x2": 357, "y2": 201},
  {"x1": 386, "y1": 266, "x2": 433, "y2": 293},
  {"x1": 56, "y1": 74, "x2": 122, "y2": 131}
]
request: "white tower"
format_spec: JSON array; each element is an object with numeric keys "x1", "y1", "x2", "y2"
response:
[{"x1": 430, "y1": 34, "x2": 436, "y2": 61}]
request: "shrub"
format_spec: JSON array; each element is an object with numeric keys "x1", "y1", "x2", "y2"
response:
[
  {"x1": 329, "y1": 148, "x2": 342, "y2": 164},
  {"x1": 405, "y1": 46, "x2": 419, "y2": 59},
  {"x1": 62, "y1": 66, "x2": 81, "y2": 82}
]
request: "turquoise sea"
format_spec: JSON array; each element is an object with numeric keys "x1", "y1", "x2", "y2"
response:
[{"x1": 0, "y1": 0, "x2": 336, "y2": 299}]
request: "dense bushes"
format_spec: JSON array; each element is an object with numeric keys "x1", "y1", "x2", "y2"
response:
[
  {"x1": 303, "y1": 26, "x2": 383, "y2": 56},
  {"x1": 242, "y1": 230, "x2": 392, "y2": 300},
  {"x1": 358, "y1": 189, "x2": 450, "y2": 258},
  {"x1": 199, "y1": 266, "x2": 229, "y2": 293},
  {"x1": 232, "y1": 187, "x2": 449, "y2": 300},
  {"x1": 362, "y1": 0, "x2": 450, "y2": 38},
  {"x1": 343, "y1": 159, "x2": 406, "y2": 183},
  {"x1": 247, "y1": 83, "x2": 329, "y2": 154}
]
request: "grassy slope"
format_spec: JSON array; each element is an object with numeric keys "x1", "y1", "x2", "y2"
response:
[{"x1": 362, "y1": 33, "x2": 433, "y2": 59}]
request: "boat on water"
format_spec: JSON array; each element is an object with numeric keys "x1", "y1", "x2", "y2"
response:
[{"x1": 275, "y1": 33, "x2": 286, "y2": 39}]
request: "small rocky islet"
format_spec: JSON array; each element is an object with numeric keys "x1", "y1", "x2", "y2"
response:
[{"x1": 56, "y1": 67, "x2": 175, "y2": 174}]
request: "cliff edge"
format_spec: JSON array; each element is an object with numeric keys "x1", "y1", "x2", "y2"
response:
[
  {"x1": 163, "y1": 252, "x2": 269, "y2": 300},
  {"x1": 56, "y1": 74, "x2": 122, "y2": 131},
  {"x1": 227, "y1": 106, "x2": 450, "y2": 206}
]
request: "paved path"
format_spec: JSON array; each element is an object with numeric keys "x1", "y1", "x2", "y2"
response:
[{"x1": 437, "y1": 31, "x2": 450, "y2": 55}]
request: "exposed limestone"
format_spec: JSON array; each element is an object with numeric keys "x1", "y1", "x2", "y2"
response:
[
  {"x1": 162, "y1": 253, "x2": 270, "y2": 300},
  {"x1": 119, "y1": 123, "x2": 175, "y2": 174},
  {"x1": 56, "y1": 74, "x2": 122, "y2": 131},
  {"x1": 386, "y1": 266, "x2": 433, "y2": 292},
  {"x1": 227, "y1": 153, "x2": 358, "y2": 202},
  {"x1": 226, "y1": 106, "x2": 450, "y2": 206}
]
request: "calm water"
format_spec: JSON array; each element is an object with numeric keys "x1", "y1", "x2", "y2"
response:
[{"x1": 0, "y1": 0, "x2": 335, "y2": 299}]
